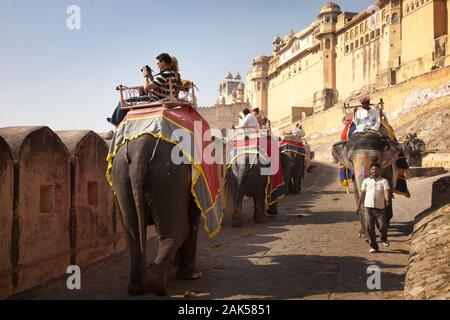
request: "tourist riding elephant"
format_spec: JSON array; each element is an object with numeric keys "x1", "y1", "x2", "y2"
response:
[
  {"x1": 281, "y1": 151, "x2": 305, "y2": 195},
  {"x1": 111, "y1": 135, "x2": 201, "y2": 296},
  {"x1": 402, "y1": 134, "x2": 426, "y2": 167},
  {"x1": 225, "y1": 151, "x2": 276, "y2": 227},
  {"x1": 332, "y1": 131, "x2": 403, "y2": 237}
]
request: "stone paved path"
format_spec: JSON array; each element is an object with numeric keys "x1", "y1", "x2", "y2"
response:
[{"x1": 27, "y1": 162, "x2": 448, "y2": 300}]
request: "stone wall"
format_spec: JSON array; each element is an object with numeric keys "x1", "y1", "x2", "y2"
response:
[
  {"x1": 0, "y1": 137, "x2": 13, "y2": 300},
  {"x1": 0, "y1": 127, "x2": 156, "y2": 299},
  {"x1": 404, "y1": 177, "x2": 450, "y2": 300},
  {"x1": 56, "y1": 131, "x2": 115, "y2": 268}
]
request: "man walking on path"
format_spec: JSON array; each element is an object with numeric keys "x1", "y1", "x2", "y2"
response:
[{"x1": 356, "y1": 163, "x2": 391, "y2": 253}]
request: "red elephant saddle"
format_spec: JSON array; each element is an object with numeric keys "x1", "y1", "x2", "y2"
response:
[{"x1": 106, "y1": 105, "x2": 224, "y2": 237}]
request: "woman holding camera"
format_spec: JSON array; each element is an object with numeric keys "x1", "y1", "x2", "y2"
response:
[{"x1": 107, "y1": 53, "x2": 179, "y2": 127}]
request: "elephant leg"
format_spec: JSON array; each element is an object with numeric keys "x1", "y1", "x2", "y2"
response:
[
  {"x1": 289, "y1": 173, "x2": 295, "y2": 194},
  {"x1": 292, "y1": 169, "x2": 300, "y2": 194},
  {"x1": 253, "y1": 193, "x2": 267, "y2": 223},
  {"x1": 283, "y1": 171, "x2": 290, "y2": 195},
  {"x1": 176, "y1": 207, "x2": 202, "y2": 280},
  {"x1": 111, "y1": 171, "x2": 147, "y2": 295},
  {"x1": 359, "y1": 207, "x2": 367, "y2": 238},
  {"x1": 149, "y1": 199, "x2": 190, "y2": 296},
  {"x1": 232, "y1": 193, "x2": 245, "y2": 227},
  {"x1": 267, "y1": 202, "x2": 278, "y2": 215}
]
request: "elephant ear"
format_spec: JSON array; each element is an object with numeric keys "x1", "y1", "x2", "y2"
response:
[
  {"x1": 332, "y1": 141, "x2": 352, "y2": 170},
  {"x1": 380, "y1": 140, "x2": 402, "y2": 169}
]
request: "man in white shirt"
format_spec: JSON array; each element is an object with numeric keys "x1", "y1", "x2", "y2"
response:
[
  {"x1": 356, "y1": 163, "x2": 391, "y2": 253},
  {"x1": 354, "y1": 97, "x2": 381, "y2": 133},
  {"x1": 233, "y1": 108, "x2": 260, "y2": 136},
  {"x1": 292, "y1": 123, "x2": 305, "y2": 138}
]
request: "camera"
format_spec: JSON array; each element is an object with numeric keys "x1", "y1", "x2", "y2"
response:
[{"x1": 141, "y1": 65, "x2": 151, "y2": 73}]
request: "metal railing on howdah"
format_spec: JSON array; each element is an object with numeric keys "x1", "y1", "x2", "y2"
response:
[{"x1": 116, "y1": 79, "x2": 198, "y2": 110}]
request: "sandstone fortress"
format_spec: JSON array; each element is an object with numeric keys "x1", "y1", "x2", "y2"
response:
[{"x1": 241, "y1": 0, "x2": 450, "y2": 129}]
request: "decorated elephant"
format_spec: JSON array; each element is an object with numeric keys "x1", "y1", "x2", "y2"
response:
[
  {"x1": 281, "y1": 151, "x2": 305, "y2": 195},
  {"x1": 106, "y1": 105, "x2": 223, "y2": 297},
  {"x1": 110, "y1": 136, "x2": 202, "y2": 296},
  {"x1": 225, "y1": 151, "x2": 271, "y2": 227},
  {"x1": 401, "y1": 134, "x2": 426, "y2": 167},
  {"x1": 332, "y1": 131, "x2": 403, "y2": 237},
  {"x1": 224, "y1": 132, "x2": 283, "y2": 227}
]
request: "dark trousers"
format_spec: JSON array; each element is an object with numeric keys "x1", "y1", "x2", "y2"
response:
[
  {"x1": 364, "y1": 207, "x2": 388, "y2": 250},
  {"x1": 110, "y1": 96, "x2": 153, "y2": 126}
]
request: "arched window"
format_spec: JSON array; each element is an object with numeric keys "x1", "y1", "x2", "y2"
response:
[
  {"x1": 365, "y1": 34, "x2": 369, "y2": 42},
  {"x1": 406, "y1": 4, "x2": 410, "y2": 13},
  {"x1": 386, "y1": 15, "x2": 390, "y2": 24},
  {"x1": 325, "y1": 39, "x2": 331, "y2": 49},
  {"x1": 350, "y1": 43, "x2": 354, "y2": 51},
  {"x1": 257, "y1": 82, "x2": 261, "y2": 91},
  {"x1": 376, "y1": 29, "x2": 381, "y2": 37},
  {"x1": 392, "y1": 13, "x2": 399, "y2": 24},
  {"x1": 411, "y1": 3, "x2": 415, "y2": 10},
  {"x1": 370, "y1": 31, "x2": 375, "y2": 40},
  {"x1": 355, "y1": 40, "x2": 359, "y2": 48},
  {"x1": 345, "y1": 45, "x2": 349, "y2": 53},
  {"x1": 360, "y1": 36, "x2": 364, "y2": 45}
]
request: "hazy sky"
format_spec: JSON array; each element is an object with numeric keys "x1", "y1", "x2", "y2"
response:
[{"x1": 1, "y1": 0, "x2": 373, "y2": 132}]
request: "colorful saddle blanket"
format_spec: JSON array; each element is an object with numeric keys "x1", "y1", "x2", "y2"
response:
[
  {"x1": 228, "y1": 137, "x2": 285, "y2": 207},
  {"x1": 279, "y1": 140, "x2": 307, "y2": 157},
  {"x1": 106, "y1": 105, "x2": 224, "y2": 237}
]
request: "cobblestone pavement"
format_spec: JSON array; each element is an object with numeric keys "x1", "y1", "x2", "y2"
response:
[{"x1": 28, "y1": 162, "x2": 449, "y2": 300}]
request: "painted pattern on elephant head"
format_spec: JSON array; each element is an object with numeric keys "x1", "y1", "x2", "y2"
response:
[{"x1": 352, "y1": 153, "x2": 371, "y2": 182}]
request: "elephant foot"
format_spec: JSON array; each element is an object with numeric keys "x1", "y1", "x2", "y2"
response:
[
  {"x1": 254, "y1": 214, "x2": 267, "y2": 223},
  {"x1": 232, "y1": 215, "x2": 244, "y2": 228},
  {"x1": 176, "y1": 265, "x2": 202, "y2": 280},
  {"x1": 127, "y1": 281, "x2": 148, "y2": 296},
  {"x1": 145, "y1": 274, "x2": 168, "y2": 297}
]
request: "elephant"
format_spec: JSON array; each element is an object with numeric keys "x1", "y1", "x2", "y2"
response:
[
  {"x1": 281, "y1": 151, "x2": 305, "y2": 195},
  {"x1": 224, "y1": 151, "x2": 277, "y2": 227},
  {"x1": 402, "y1": 134, "x2": 426, "y2": 167},
  {"x1": 110, "y1": 135, "x2": 202, "y2": 296},
  {"x1": 332, "y1": 131, "x2": 403, "y2": 237}
]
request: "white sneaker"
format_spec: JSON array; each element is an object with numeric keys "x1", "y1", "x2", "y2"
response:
[
  {"x1": 369, "y1": 248, "x2": 378, "y2": 253},
  {"x1": 383, "y1": 241, "x2": 390, "y2": 247}
]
